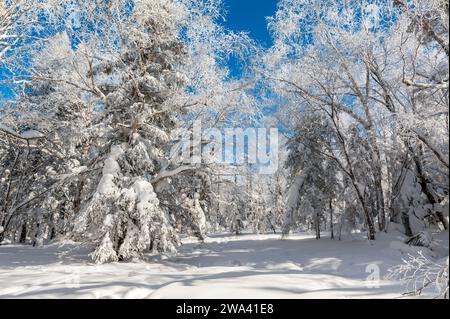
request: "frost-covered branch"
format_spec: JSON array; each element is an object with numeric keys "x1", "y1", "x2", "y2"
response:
[
  {"x1": 0, "y1": 123, "x2": 45, "y2": 141},
  {"x1": 387, "y1": 252, "x2": 449, "y2": 298}
]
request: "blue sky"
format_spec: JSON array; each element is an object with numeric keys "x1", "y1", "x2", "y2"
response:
[{"x1": 221, "y1": 0, "x2": 278, "y2": 48}]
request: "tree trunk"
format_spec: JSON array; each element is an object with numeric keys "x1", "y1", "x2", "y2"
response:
[
  {"x1": 19, "y1": 223, "x2": 27, "y2": 243},
  {"x1": 352, "y1": 180, "x2": 376, "y2": 240},
  {"x1": 315, "y1": 214, "x2": 321, "y2": 240},
  {"x1": 329, "y1": 198, "x2": 334, "y2": 239},
  {"x1": 402, "y1": 210, "x2": 413, "y2": 237},
  {"x1": 368, "y1": 131, "x2": 386, "y2": 232},
  {"x1": 412, "y1": 144, "x2": 448, "y2": 230}
]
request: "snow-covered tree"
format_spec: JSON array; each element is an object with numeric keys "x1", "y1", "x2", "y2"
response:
[
  {"x1": 264, "y1": 0, "x2": 448, "y2": 240},
  {"x1": 1, "y1": 0, "x2": 255, "y2": 262}
]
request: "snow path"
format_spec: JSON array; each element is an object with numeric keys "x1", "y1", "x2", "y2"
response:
[{"x1": 0, "y1": 231, "x2": 442, "y2": 299}]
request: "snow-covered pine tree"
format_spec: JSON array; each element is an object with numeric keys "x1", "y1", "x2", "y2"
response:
[{"x1": 69, "y1": 0, "x2": 192, "y2": 262}]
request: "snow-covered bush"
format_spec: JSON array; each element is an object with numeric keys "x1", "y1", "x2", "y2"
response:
[{"x1": 387, "y1": 252, "x2": 449, "y2": 299}]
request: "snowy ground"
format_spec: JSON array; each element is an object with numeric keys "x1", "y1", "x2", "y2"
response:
[{"x1": 0, "y1": 229, "x2": 447, "y2": 299}]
